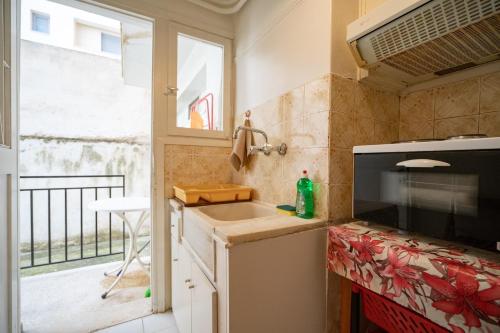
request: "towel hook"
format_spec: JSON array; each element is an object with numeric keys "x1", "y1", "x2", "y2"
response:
[{"x1": 244, "y1": 110, "x2": 251, "y2": 119}]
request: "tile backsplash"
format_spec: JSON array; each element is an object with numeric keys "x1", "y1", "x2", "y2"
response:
[
  {"x1": 232, "y1": 73, "x2": 399, "y2": 220},
  {"x1": 400, "y1": 71, "x2": 500, "y2": 140},
  {"x1": 232, "y1": 75, "x2": 331, "y2": 218},
  {"x1": 164, "y1": 144, "x2": 232, "y2": 198},
  {"x1": 164, "y1": 70, "x2": 500, "y2": 223}
]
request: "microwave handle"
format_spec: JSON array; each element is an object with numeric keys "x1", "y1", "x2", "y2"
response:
[{"x1": 396, "y1": 159, "x2": 451, "y2": 168}]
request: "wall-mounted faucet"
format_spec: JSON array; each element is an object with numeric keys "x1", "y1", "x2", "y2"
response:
[{"x1": 233, "y1": 126, "x2": 287, "y2": 156}]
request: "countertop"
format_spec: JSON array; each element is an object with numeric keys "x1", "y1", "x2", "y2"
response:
[
  {"x1": 172, "y1": 198, "x2": 327, "y2": 246},
  {"x1": 214, "y1": 215, "x2": 326, "y2": 246}
]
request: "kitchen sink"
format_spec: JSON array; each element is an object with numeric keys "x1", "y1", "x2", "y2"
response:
[
  {"x1": 182, "y1": 201, "x2": 279, "y2": 275},
  {"x1": 196, "y1": 201, "x2": 277, "y2": 222}
]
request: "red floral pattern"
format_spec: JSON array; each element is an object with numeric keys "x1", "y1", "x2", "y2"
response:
[{"x1": 327, "y1": 221, "x2": 500, "y2": 333}]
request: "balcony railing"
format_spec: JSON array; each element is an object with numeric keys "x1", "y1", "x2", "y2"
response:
[{"x1": 20, "y1": 175, "x2": 127, "y2": 271}]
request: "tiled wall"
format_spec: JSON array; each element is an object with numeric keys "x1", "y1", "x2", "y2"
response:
[
  {"x1": 400, "y1": 71, "x2": 500, "y2": 140},
  {"x1": 232, "y1": 75, "x2": 331, "y2": 218},
  {"x1": 329, "y1": 74, "x2": 399, "y2": 220},
  {"x1": 164, "y1": 145, "x2": 232, "y2": 198},
  {"x1": 232, "y1": 74, "x2": 400, "y2": 220}
]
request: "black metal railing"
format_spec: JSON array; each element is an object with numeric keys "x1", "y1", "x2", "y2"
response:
[{"x1": 20, "y1": 175, "x2": 126, "y2": 270}]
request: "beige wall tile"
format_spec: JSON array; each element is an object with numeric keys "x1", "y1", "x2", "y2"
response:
[
  {"x1": 331, "y1": 75, "x2": 355, "y2": 114},
  {"x1": 250, "y1": 95, "x2": 282, "y2": 128},
  {"x1": 303, "y1": 111, "x2": 329, "y2": 148},
  {"x1": 374, "y1": 120, "x2": 398, "y2": 144},
  {"x1": 330, "y1": 111, "x2": 354, "y2": 148},
  {"x1": 304, "y1": 75, "x2": 331, "y2": 114},
  {"x1": 329, "y1": 184, "x2": 352, "y2": 220},
  {"x1": 355, "y1": 83, "x2": 377, "y2": 120},
  {"x1": 434, "y1": 116, "x2": 479, "y2": 139},
  {"x1": 399, "y1": 120, "x2": 434, "y2": 141},
  {"x1": 329, "y1": 148, "x2": 352, "y2": 185},
  {"x1": 479, "y1": 112, "x2": 500, "y2": 137},
  {"x1": 164, "y1": 144, "x2": 233, "y2": 198},
  {"x1": 434, "y1": 78, "x2": 479, "y2": 119},
  {"x1": 282, "y1": 148, "x2": 328, "y2": 184},
  {"x1": 377, "y1": 90, "x2": 399, "y2": 123},
  {"x1": 480, "y1": 71, "x2": 500, "y2": 114},
  {"x1": 400, "y1": 90, "x2": 434, "y2": 123},
  {"x1": 282, "y1": 85, "x2": 304, "y2": 121},
  {"x1": 354, "y1": 115, "x2": 375, "y2": 146},
  {"x1": 283, "y1": 114, "x2": 305, "y2": 149}
]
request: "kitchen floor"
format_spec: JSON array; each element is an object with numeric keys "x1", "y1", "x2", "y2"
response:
[{"x1": 97, "y1": 312, "x2": 179, "y2": 333}]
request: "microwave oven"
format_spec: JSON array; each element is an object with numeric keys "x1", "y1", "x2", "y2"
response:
[{"x1": 353, "y1": 137, "x2": 500, "y2": 252}]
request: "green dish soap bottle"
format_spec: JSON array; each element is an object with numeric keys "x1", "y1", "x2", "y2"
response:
[{"x1": 296, "y1": 170, "x2": 314, "y2": 219}]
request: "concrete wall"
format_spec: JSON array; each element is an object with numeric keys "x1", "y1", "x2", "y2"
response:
[{"x1": 19, "y1": 40, "x2": 151, "y2": 243}]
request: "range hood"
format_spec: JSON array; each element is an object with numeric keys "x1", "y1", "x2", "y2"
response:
[{"x1": 347, "y1": 0, "x2": 500, "y2": 90}]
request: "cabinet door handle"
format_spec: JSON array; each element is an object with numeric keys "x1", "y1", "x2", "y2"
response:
[
  {"x1": 188, "y1": 284, "x2": 195, "y2": 289},
  {"x1": 173, "y1": 258, "x2": 178, "y2": 262},
  {"x1": 396, "y1": 159, "x2": 451, "y2": 168},
  {"x1": 185, "y1": 279, "x2": 191, "y2": 283}
]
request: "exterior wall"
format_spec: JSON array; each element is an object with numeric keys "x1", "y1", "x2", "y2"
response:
[
  {"x1": 399, "y1": 71, "x2": 500, "y2": 141},
  {"x1": 19, "y1": 40, "x2": 151, "y2": 243}
]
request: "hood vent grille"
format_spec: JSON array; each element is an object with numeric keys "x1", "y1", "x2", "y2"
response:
[{"x1": 369, "y1": 0, "x2": 500, "y2": 77}]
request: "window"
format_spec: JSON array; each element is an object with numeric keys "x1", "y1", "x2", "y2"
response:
[
  {"x1": 167, "y1": 23, "x2": 232, "y2": 144},
  {"x1": 31, "y1": 12, "x2": 50, "y2": 34},
  {"x1": 101, "y1": 33, "x2": 121, "y2": 55}
]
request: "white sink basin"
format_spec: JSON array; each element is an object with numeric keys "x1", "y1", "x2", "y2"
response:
[
  {"x1": 182, "y1": 201, "x2": 279, "y2": 274},
  {"x1": 197, "y1": 201, "x2": 277, "y2": 222}
]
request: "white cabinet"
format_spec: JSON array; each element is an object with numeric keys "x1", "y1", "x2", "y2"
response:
[
  {"x1": 191, "y1": 262, "x2": 217, "y2": 333},
  {"x1": 170, "y1": 199, "x2": 326, "y2": 333},
  {"x1": 170, "y1": 200, "x2": 217, "y2": 333}
]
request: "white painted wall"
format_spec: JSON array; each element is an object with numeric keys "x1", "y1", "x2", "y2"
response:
[{"x1": 233, "y1": 0, "x2": 331, "y2": 113}]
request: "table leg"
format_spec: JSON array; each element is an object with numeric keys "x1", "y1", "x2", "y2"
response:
[
  {"x1": 101, "y1": 212, "x2": 135, "y2": 299},
  {"x1": 131, "y1": 211, "x2": 151, "y2": 274}
]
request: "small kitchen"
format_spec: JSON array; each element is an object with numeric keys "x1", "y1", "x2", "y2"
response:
[
  {"x1": 165, "y1": 0, "x2": 500, "y2": 333},
  {"x1": 1, "y1": 0, "x2": 499, "y2": 333}
]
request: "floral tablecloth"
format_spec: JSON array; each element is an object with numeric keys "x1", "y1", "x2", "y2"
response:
[{"x1": 327, "y1": 221, "x2": 500, "y2": 333}]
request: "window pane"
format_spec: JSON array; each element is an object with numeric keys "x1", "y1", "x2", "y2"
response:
[
  {"x1": 101, "y1": 33, "x2": 121, "y2": 55},
  {"x1": 176, "y1": 34, "x2": 224, "y2": 131},
  {"x1": 32, "y1": 12, "x2": 50, "y2": 33}
]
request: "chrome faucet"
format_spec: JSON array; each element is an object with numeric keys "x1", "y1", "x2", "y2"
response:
[{"x1": 233, "y1": 126, "x2": 287, "y2": 156}]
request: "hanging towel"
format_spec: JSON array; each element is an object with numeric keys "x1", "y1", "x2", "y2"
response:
[{"x1": 230, "y1": 119, "x2": 254, "y2": 171}]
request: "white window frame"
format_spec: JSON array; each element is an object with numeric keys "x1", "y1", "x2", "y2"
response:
[{"x1": 166, "y1": 23, "x2": 232, "y2": 146}]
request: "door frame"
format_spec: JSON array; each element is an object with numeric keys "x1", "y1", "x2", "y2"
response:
[
  {"x1": 0, "y1": 0, "x2": 20, "y2": 332},
  {"x1": 18, "y1": 0, "x2": 168, "y2": 315}
]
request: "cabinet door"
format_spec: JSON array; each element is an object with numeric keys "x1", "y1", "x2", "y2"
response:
[
  {"x1": 171, "y1": 236, "x2": 180, "y2": 316},
  {"x1": 191, "y1": 262, "x2": 217, "y2": 333},
  {"x1": 174, "y1": 245, "x2": 192, "y2": 333}
]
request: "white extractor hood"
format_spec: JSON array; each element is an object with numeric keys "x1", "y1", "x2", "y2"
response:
[{"x1": 347, "y1": 0, "x2": 500, "y2": 90}]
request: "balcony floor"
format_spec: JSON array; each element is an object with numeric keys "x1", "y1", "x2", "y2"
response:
[{"x1": 21, "y1": 260, "x2": 152, "y2": 333}]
